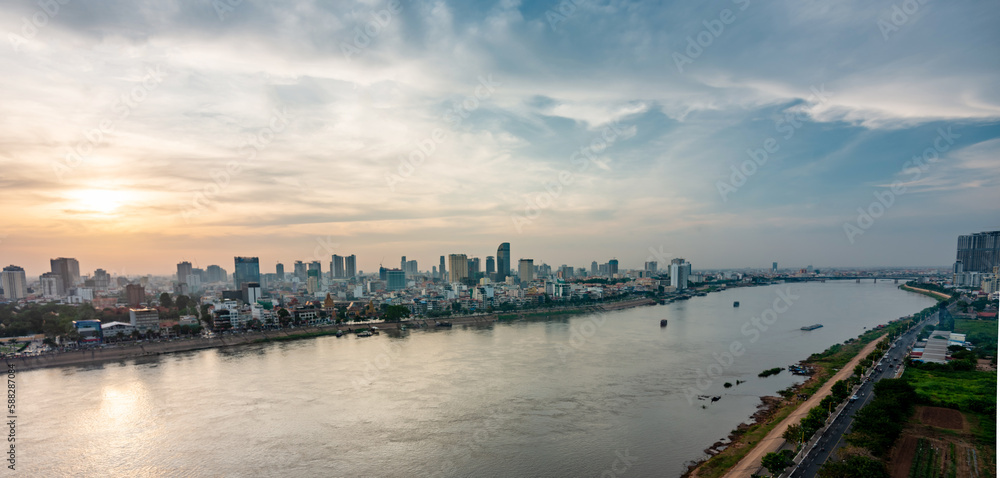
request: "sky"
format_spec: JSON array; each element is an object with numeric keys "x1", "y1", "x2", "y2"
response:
[{"x1": 0, "y1": 0, "x2": 998, "y2": 277}]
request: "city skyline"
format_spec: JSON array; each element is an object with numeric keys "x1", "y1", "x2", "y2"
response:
[{"x1": 1, "y1": 1, "x2": 998, "y2": 276}]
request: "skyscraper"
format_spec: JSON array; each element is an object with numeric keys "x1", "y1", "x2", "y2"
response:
[
  {"x1": 645, "y1": 261, "x2": 657, "y2": 273},
  {"x1": 177, "y1": 261, "x2": 193, "y2": 283},
  {"x1": 439, "y1": 256, "x2": 447, "y2": 280},
  {"x1": 50, "y1": 257, "x2": 80, "y2": 291},
  {"x1": 401, "y1": 256, "x2": 407, "y2": 271},
  {"x1": 234, "y1": 257, "x2": 261, "y2": 291},
  {"x1": 386, "y1": 269, "x2": 406, "y2": 291},
  {"x1": 486, "y1": 256, "x2": 495, "y2": 276},
  {"x1": 448, "y1": 254, "x2": 468, "y2": 283},
  {"x1": 276, "y1": 263, "x2": 285, "y2": 280},
  {"x1": 591, "y1": 261, "x2": 598, "y2": 276},
  {"x1": 294, "y1": 261, "x2": 306, "y2": 281},
  {"x1": 496, "y1": 242, "x2": 510, "y2": 283},
  {"x1": 332, "y1": 255, "x2": 345, "y2": 279},
  {"x1": 670, "y1": 258, "x2": 691, "y2": 290},
  {"x1": 518, "y1": 259, "x2": 534, "y2": 283},
  {"x1": 308, "y1": 260, "x2": 322, "y2": 279},
  {"x1": 1, "y1": 266, "x2": 28, "y2": 300},
  {"x1": 956, "y1": 231, "x2": 1000, "y2": 273},
  {"x1": 772, "y1": 262, "x2": 778, "y2": 273},
  {"x1": 206, "y1": 265, "x2": 227, "y2": 283},
  {"x1": 608, "y1": 259, "x2": 619, "y2": 276},
  {"x1": 345, "y1": 255, "x2": 357, "y2": 278}
]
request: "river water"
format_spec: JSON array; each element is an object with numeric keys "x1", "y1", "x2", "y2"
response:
[{"x1": 19, "y1": 281, "x2": 934, "y2": 477}]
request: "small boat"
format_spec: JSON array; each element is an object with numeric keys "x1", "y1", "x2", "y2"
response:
[
  {"x1": 335, "y1": 330, "x2": 344, "y2": 337},
  {"x1": 801, "y1": 324, "x2": 823, "y2": 331},
  {"x1": 357, "y1": 330, "x2": 373, "y2": 337},
  {"x1": 436, "y1": 321, "x2": 452, "y2": 327},
  {"x1": 733, "y1": 301, "x2": 740, "y2": 307},
  {"x1": 660, "y1": 319, "x2": 668, "y2": 327}
]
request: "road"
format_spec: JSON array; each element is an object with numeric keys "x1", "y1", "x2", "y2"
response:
[{"x1": 790, "y1": 308, "x2": 943, "y2": 477}]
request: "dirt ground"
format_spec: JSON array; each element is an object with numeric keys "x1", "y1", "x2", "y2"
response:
[
  {"x1": 919, "y1": 406, "x2": 966, "y2": 431},
  {"x1": 890, "y1": 435, "x2": 919, "y2": 478},
  {"x1": 889, "y1": 407, "x2": 993, "y2": 478}
]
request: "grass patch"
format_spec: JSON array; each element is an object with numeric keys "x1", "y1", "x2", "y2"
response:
[
  {"x1": 902, "y1": 368, "x2": 997, "y2": 414},
  {"x1": 497, "y1": 309, "x2": 590, "y2": 321}
]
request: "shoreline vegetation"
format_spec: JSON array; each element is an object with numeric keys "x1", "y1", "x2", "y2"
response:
[
  {"x1": 684, "y1": 293, "x2": 941, "y2": 478},
  {"x1": 900, "y1": 283, "x2": 953, "y2": 301},
  {"x1": 5, "y1": 297, "x2": 656, "y2": 372}
]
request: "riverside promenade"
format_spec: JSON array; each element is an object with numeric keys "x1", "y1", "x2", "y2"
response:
[{"x1": 7, "y1": 297, "x2": 655, "y2": 372}]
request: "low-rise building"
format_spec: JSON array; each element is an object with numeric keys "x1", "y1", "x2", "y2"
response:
[{"x1": 129, "y1": 308, "x2": 160, "y2": 331}]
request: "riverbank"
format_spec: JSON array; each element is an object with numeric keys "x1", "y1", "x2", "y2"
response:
[
  {"x1": 685, "y1": 337, "x2": 885, "y2": 478},
  {"x1": 6, "y1": 297, "x2": 656, "y2": 372},
  {"x1": 899, "y1": 284, "x2": 952, "y2": 301}
]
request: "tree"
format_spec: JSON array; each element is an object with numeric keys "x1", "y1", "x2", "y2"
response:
[
  {"x1": 782, "y1": 424, "x2": 805, "y2": 445},
  {"x1": 761, "y1": 449, "x2": 794, "y2": 476},
  {"x1": 175, "y1": 294, "x2": 190, "y2": 311},
  {"x1": 159, "y1": 292, "x2": 173, "y2": 308},
  {"x1": 383, "y1": 305, "x2": 410, "y2": 322},
  {"x1": 853, "y1": 364, "x2": 864, "y2": 377},
  {"x1": 831, "y1": 380, "x2": 849, "y2": 400}
]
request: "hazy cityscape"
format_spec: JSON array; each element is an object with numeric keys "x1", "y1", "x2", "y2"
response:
[{"x1": 1, "y1": 0, "x2": 998, "y2": 477}]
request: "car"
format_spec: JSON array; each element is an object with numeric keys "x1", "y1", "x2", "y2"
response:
[{"x1": 850, "y1": 395, "x2": 859, "y2": 402}]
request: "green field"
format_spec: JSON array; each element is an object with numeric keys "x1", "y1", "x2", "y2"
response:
[
  {"x1": 902, "y1": 368, "x2": 997, "y2": 416},
  {"x1": 954, "y1": 319, "x2": 998, "y2": 344}
]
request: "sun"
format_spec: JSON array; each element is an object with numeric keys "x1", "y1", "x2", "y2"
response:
[{"x1": 65, "y1": 189, "x2": 130, "y2": 216}]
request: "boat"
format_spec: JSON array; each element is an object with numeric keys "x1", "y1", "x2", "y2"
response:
[
  {"x1": 335, "y1": 330, "x2": 344, "y2": 337},
  {"x1": 733, "y1": 301, "x2": 740, "y2": 307},
  {"x1": 436, "y1": 321, "x2": 452, "y2": 327},
  {"x1": 801, "y1": 324, "x2": 823, "y2": 331},
  {"x1": 357, "y1": 330, "x2": 373, "y2": 337},
  {"x1": 660, "y1": 319, "x2": 668, "y2": 327}
]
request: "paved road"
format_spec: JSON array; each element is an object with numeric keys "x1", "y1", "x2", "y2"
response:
[{"x1": 790, "y1": 308, "x2": 944, "y2": 477}]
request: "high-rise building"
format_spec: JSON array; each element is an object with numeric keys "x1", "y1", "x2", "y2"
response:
[
  {"x1": 276, "y1": 263, "x2": 285, "y2": 280},
  {"x1": 496, "y1": 243, "x2": 510, "y2": 283},
  {"x1": 308, "y1": 261, "x2": 322, "y2": 279},
  {"x1": 518, "y1": 259, "x2": 534, "y2": 283},
  {"x1": 306, "y1": 270, "x2": 320, "y2": 295},
  {"x1": 92, "y1": 268, "x2": 111, "y2": 289},
  {"x1": 645, "y1": 261, "x2": 658, "y2": 274},
  {"x1": 125, "y1": 283, "x2": 146, "y2": 307},
  {"x1": 608, "y1": 259, "x2": 619, "y2": 276},
  {"x1": 293, "y1": 260, "x2": 307, "y2": 281},
  {"x1": 1, "y1": 266, "x2": 28, "y2": 300},
  {"x1": 670, "y1": 258, "x2": 691, "y2": 290},
  {"x1": 177, "y1": 261, "x2": 193, "y2": 283},
  {"x1": 50, "y1": 257, "x2": 80, "y2": 291},
  {"x1": 405, "y1": 260, "x2": 418, "y2": 276},
  {"x1": 558, "y1": 265, "x2": 574, "y2": 279},
  {"x1": 956, "y1": 231, "x2": 1000, "y2": 273},
  {"x1": 386, "y1": 269, "x2": 406, "y2": 291},
  {"x1": 234, "y1": 257, "x2": 261, "y2": 291},
  {"x1": 448, "y1": 254, "x2": 469, "y2": 283},
  {"x1": 401, "y1": 256, "x2": 407, "y2": 271},
  {"x1": 591, "y1": 261, "x2": 598, "y2": 276},
  {"x1": 243, "y1": 282, "x2": 262, "y2": 303},
  {"x1": 206, "y1": 265, "x2": 227, "y2": 283},
  {"x1": 469, "y1": 257, "x2": 481, "y2": 278},
  {"x1": 332, "y1": 255, "x2": 345, "y2": 279},
  {"x1": 345, "y1": 255, "x2": 357, "y2": 278},
  {"x1": 40, "y1": 272, "x2": 63, "y2": 298},
  {"x1": 486, "y1": 256, "x2": 496, "y2": 276},
  {"x1": 439, "y1": 256, "x2": 447, "y2": 280}
]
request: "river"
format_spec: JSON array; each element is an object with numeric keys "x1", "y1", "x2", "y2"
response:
[{"x1": 18, "y1": 280, "x2": 935, "y2": 477}]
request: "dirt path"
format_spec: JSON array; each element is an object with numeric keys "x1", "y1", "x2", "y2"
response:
[
  {"x1": 900, "y1": 285, "x2": 951, "y2": 301},
  {"x1": 721, "y1": 336, "x2": 885, "y2": 478}
]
